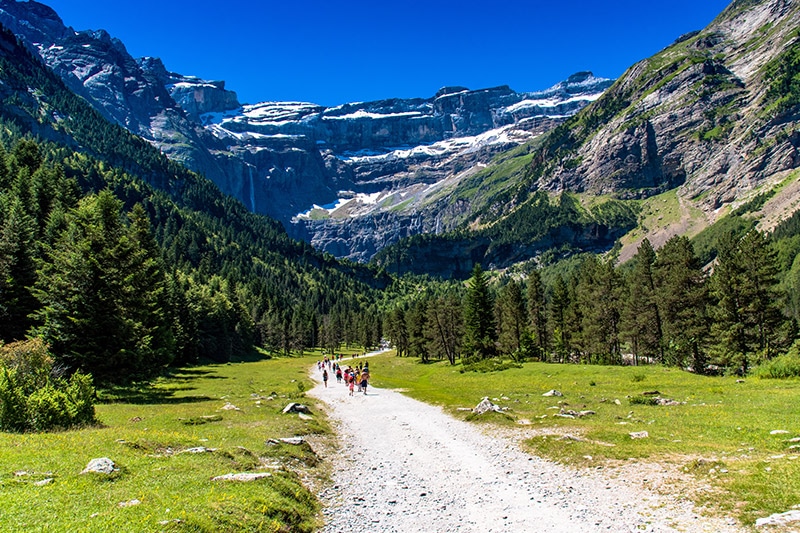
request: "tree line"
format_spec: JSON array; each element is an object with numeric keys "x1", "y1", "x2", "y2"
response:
[
  {"x1": 385, "y1": 232, "x2": 797, "y2": 374},
  {"x1": 0, "y1": 135, "x2": 384, "y2": 385}
]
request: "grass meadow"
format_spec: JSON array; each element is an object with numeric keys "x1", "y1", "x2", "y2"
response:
[
  {"x1": 0, "y1": 351, "x2": 334, "y2": 532},
  {"x1": 369, "y1": 352, "x2": 800, "y2": 527}
]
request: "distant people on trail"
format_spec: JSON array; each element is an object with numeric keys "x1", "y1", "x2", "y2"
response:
[{"x1": 318, "y1": 358, "x2": 371, "y2": 396}]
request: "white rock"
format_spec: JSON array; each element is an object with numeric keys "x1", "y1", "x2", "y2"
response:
[
  {"x1": 756, "y1": 510, "x2": 800, "y2": 527},
  {"x1": 473, "y1": 397, "x2": 501, "y2": 415},
  {"x1": 34, "y1": 478, "x2": 53, "y2": 486},
  {"x1": 542, "y1": 390, "x2": 563, "y2": 397},
  {"x1": 81, "y1": 458, "x2": 118, "y2": 475},
  {"x1": 629, "y1": 431, "x2": 649, "y2": 439},
  {"x1": 211, "y1": 472, "x2": 272, "y2": 482},
  {"x1": 180, "y1": 447, "x2": 216, "y2": 454},
  {"x1": 770, "y1": 430, "x2": 790, "y2": 435},
  {"x1": 118, "y1": 499, "x2": 141, "y2": 508}
]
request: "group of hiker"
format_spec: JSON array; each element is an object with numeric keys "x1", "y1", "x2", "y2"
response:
[{"x1": 319, "y1": 355, "x2": 370, "y2": 395}]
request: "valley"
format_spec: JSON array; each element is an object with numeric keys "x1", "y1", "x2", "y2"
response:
[{"x1": 2, "y1": 0, "x2": 800, "y2": 532}]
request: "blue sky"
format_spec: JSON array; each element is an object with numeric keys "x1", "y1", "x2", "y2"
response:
[{"x1": 42, "y1": 0, "x2": 733, "y2": 107}]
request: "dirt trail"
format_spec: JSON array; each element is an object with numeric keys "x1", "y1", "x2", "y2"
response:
[{"x1": 308, "y1": 356, "x2": 743, "y2": 533}]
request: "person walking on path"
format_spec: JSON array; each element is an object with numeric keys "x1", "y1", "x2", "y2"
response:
[
  {"x1": 322, "y1": 368, "x2": 329, "y2": 388},
  {"x1": 360, "y1": 369, "x2": 369, "y2": 395}
]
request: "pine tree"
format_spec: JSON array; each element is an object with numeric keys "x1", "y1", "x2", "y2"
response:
[
  {"x1": 0, "y1": 196, "x2": 38, "y2": 341},
  {"x1": 575, "y1": 256, "x2": 622, "y2": 364},
  {"x1": 462, "y1": 264, "x2": 496, "y2": 361},
  {"x1": 653, "y1": 236, "x2": 710, "y2": 372},
  {"x1": 32, "y1": 191, "x2": 173, "y2": 384},
  {"x1": 425, "y1": 294, "x2": 463, "y2": 364},
  {"x1": 527, "y1": 269, "x2": 548, "y2": 360},
  {"x1": 549, "y1": 275, "x2": 572, "y2": 362},
  {"x1": 621, "y1": 239, "x2": 663, "y2": 364},
  {"x1": 385, "y1": 307, "x2": 409, "y2": 357},
  {"x1": 406, "y1": 299, "x2": 429, "y2": 362},
  {"x1": 496, "y1": 279, "x2": 527, "y2": 358},
  {"x1": 711, "y1": 230, "x2": 788, "y2": 371}
]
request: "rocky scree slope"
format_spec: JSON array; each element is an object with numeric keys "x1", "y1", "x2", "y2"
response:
[{"x1": 0, "y1": 0, "x2": 611, "y2": 261}]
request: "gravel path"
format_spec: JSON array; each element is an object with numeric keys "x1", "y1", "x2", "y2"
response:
[{"x1": 308, "y1": 357, "x2": 744, "y2": 533}]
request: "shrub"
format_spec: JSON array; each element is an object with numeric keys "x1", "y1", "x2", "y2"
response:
[
  {"x1": 0, "y1": 339, "x2": 96, "y2": 432},
  {"x1": 752, "y1": 354, "x2": 800, "y2": 379},
  {"x1": 629, "y1": 395, "x2": 659, "y2": 406},
  {"x1": 460, "y1": 358, "x2": 522, "y2": 373}
]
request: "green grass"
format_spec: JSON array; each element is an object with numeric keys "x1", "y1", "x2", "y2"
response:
[
  {"x1": 369, "y1": 352, "x2": 800, "y2": 526},
  {"x1": 0, "y1": 353, "x2": 328, "y2": 532}
]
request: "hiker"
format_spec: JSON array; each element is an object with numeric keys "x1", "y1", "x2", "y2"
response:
[
  {"x1": 360, "y1": 369, "x2": 369, "y2": 395},
  {"x1": 336, "y1": 367, "x2": 342, "y2": 383},
  {"x1": 322, "y1": 368, "x2": 328, "y2": 388}
]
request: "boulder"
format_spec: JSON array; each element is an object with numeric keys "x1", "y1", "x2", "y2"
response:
[
  {"x1": 756, "y1": 510, "x2": 800, "y2": 528},
  {"x1": 81, "y1": 458, "x2": 118, "y2": 475},
  {"x1": 473, "y1": 397, "x2": 501, "y2": 415},
  {"x1": 282, "y1": 403, "x2": 311, "y2": 414}
]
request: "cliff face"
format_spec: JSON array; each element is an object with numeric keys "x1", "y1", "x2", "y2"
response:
[
  {"x1": 527, "y1": 0, "x2": 800, "y2": 213},
  {"x1": 0, "y1": 0, "x2": 613, "y2": 261}
]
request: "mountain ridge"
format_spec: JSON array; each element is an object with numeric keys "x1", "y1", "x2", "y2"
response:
[{"x1": 0, "y1": 0, "x2": 612, "y2": 262}]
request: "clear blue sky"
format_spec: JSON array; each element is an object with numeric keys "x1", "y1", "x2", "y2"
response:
[{"x1": 42, "y1": 0, "x2": 733, "y2": 107}]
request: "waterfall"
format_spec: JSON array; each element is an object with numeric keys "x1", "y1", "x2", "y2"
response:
[{"x1": 248, "y1": 165, "x2": 256, "y2": 212}]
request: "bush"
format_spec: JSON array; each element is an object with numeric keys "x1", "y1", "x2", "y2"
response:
[
  {"x1": 460, "y1": 358, "x2": 522, "y2": 373},
  {"x1": 752, "y1": 354, "x2": 800, "y2": 379},
  {"x1": 0, "y1": 339, "x2": 96, "y2": 432},
  {"x1": 629, "y1": 395, "x2": 659, "y2": 405}
]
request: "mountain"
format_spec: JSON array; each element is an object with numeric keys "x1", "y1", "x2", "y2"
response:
[
  {"x1": 0, "y1": 16, "x2": 388, "y2": 366},
  {"x1": 0, "y1": 0, "x2": 612, "y2": 261},
  {"x1": 370, "y1": 0, "x2": 800, "y2": 276}
]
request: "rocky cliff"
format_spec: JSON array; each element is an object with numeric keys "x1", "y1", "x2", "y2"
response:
[
  {"x1": 0, "y1": 0, "x2": 612, "y2": 261},
  {"x1": 367, "y1": 0, "x2": 800, "y2": 276},
  {"x1": 509, "y1": 0, "x2": 800, "y2": 258}
]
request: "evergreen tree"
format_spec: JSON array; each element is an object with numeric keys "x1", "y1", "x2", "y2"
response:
[
  {"x1": 527, "y1": 269, "x2": 548, "y2": 360},
  {"x1": 621, "y1": 239, "x2": 663, "y2": 364},
  {"x1": 496, "y1": 279, "x2": 527, "y2": 359},
  {"x1": 549, "y1": 275, "x2": 572, "y2": 362},
  {"x1": 385, "y1": 307, "x2": 409, "y2": 357},
  {"x1": 575, "y1": 257, "x2": 622, "y2": 364},
  {"x1": 32, "y1": 191, "x2": 173, "y2": 384},
  {"x1": 653, "y1": 236, "x2": 710, "y2": 372},
  {"x1": 0, "y1": 196, "x2": 38, "y2": 341},
  {"x1": 462, "y1": 264, "x2": 496, "y2": 361},
  {"x1": 406, "y1": 299, "x2": 429, "y2": 362},
  {"x1": 425, "y1": 294, "x2": 463, "y2": 364},
  {"x1": 711, "y1": 230, "x2": 788, "y2": 371}
]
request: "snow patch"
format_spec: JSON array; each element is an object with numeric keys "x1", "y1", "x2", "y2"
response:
[
  {"x1": 295, "y1": 191, "x2": 385, "y2": 220},
  {"x1": 323, "y1": 110, "x2": 423, "y2": 120}
]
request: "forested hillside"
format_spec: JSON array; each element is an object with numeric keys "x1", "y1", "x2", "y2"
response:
[
  {"x1": 0, "y1": 25, "x2": 388, "y2": 385},
  {"x1": 386, "y1": 220, "x2": 799, "y2": 375}
]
